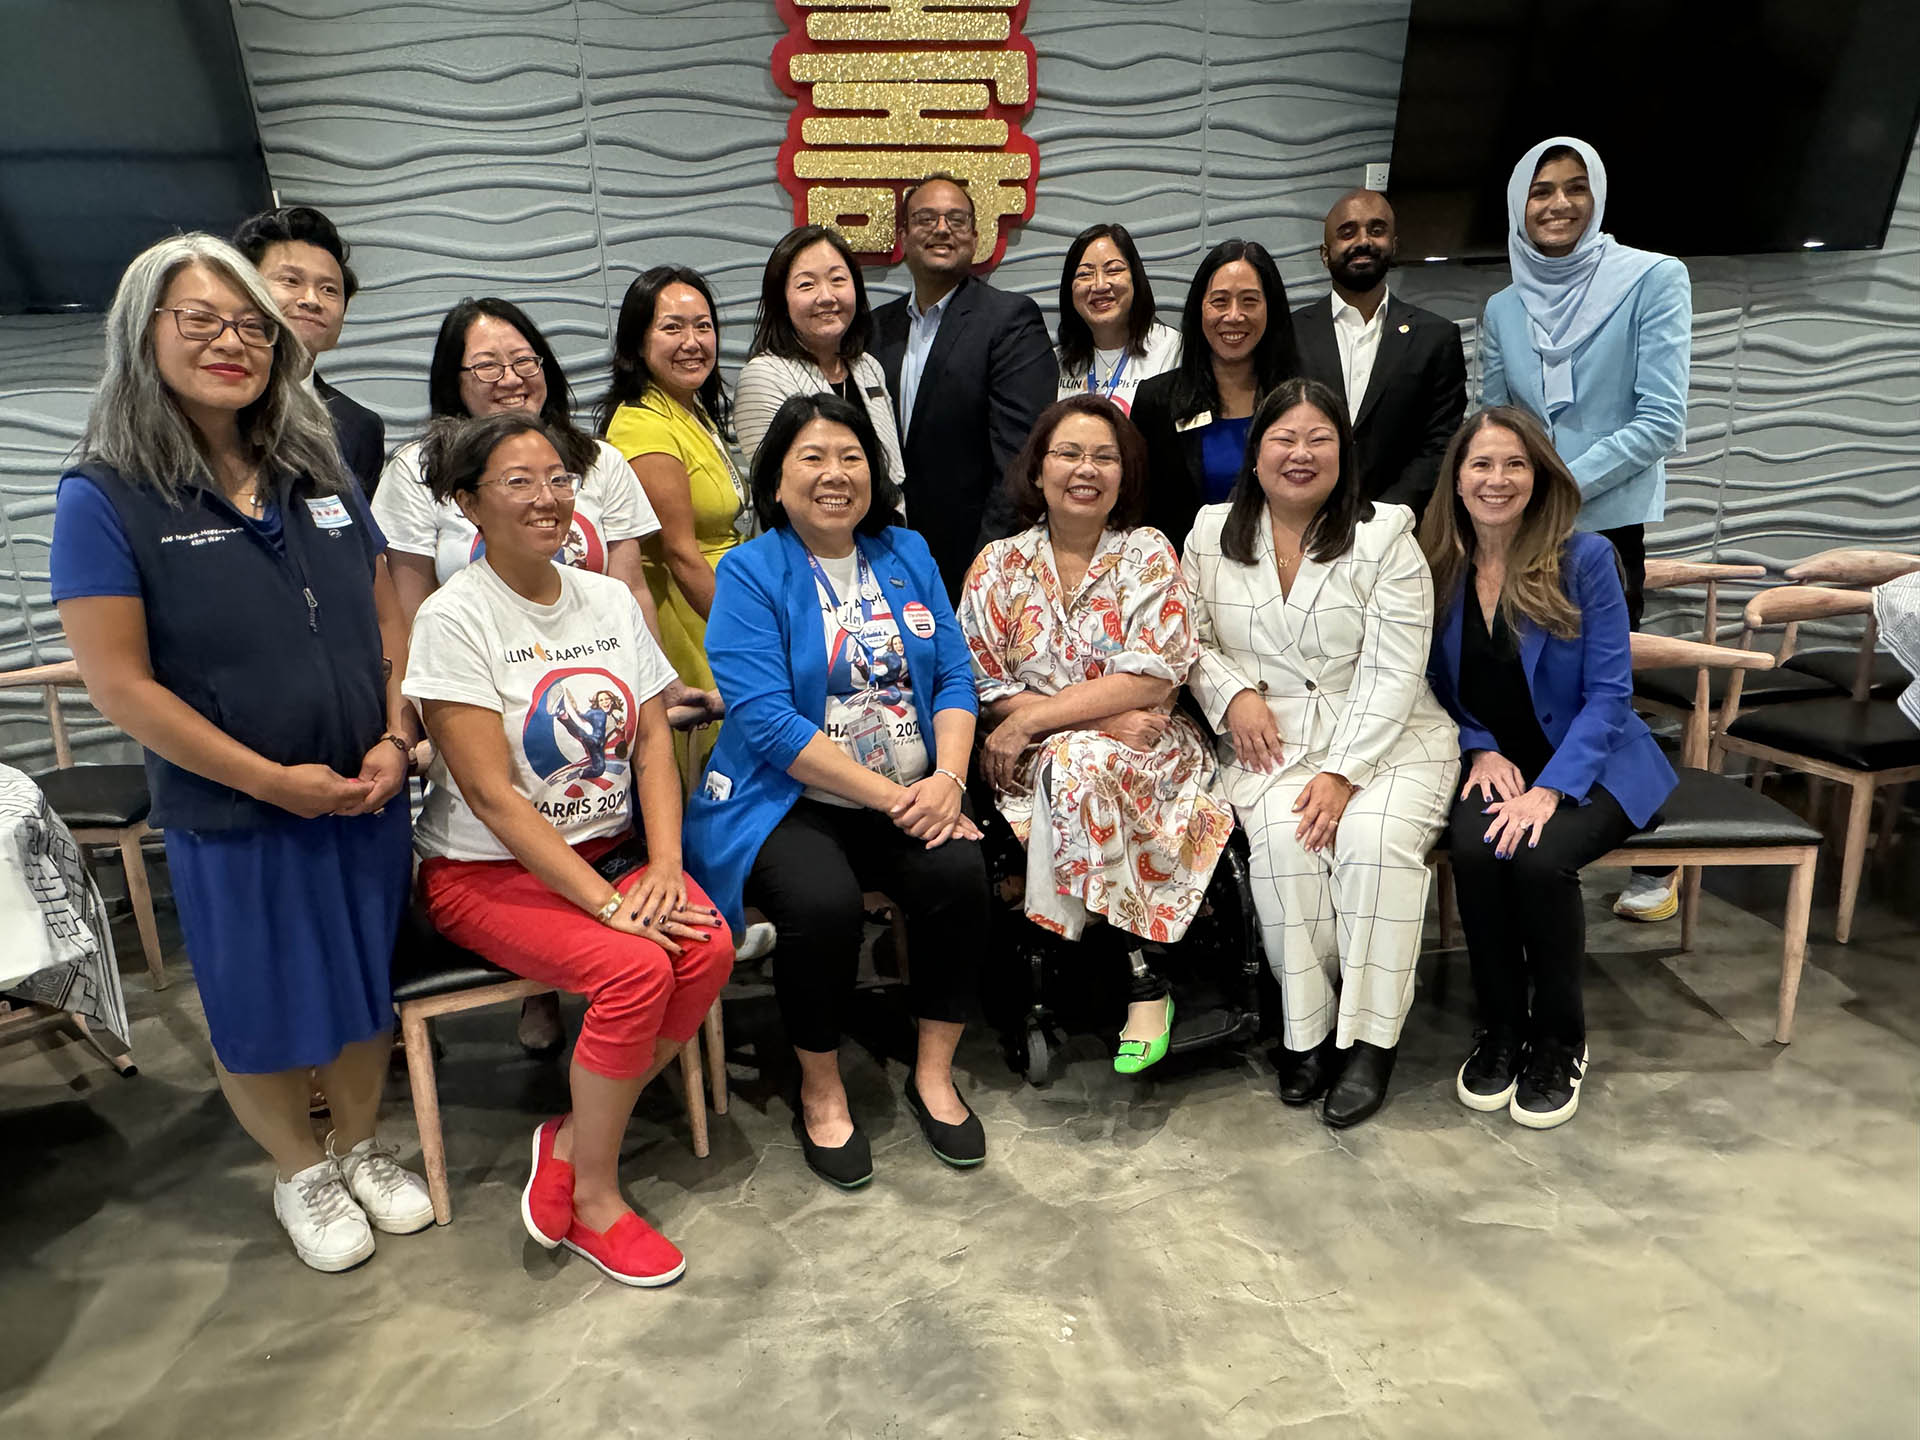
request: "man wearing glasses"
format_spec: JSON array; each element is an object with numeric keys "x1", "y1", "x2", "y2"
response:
[{"x1": 874, "y1": 174, "x2": 1056, "y2": 599}]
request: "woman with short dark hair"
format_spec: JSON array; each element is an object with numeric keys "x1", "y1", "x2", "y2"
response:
[
  {"x1": 684, "y1": 393, "x2": 988, "y2": 1189},
  {"x1": 1422, "y1": 406, "x2": 1676, "y2": 1130},
  {"x1": 959, "y1": 395, "x2": 1234, "y2": 1074},
  {"x1": 1186, "y1": 378, "x2": 1459, "y2": 1128},
  {"x1": 1131, "y1": 239, "x2": 1298, "y2": 551},
  {"x1": 1053, "y1": 222, "x2": 1181, "y2": 414},
  {"x1": 407, "y1": 410, "x2": 732, "y2": 1285},
  {"x1": 734, "y1": 225, "x2": 903, "y2": 484}
]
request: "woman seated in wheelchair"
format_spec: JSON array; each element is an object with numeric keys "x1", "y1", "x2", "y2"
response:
[
  {"x1": 404, "y1": 412, "x2": 733, "y2": 1288},
  {"x1": 958, "y1": 395, "x2": 1235, "y2": 1075},
  {"x1": 1184, "y1": 378, "x2": 1460, "y2": 1129}
]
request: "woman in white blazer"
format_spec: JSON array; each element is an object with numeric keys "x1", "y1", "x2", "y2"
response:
[
  {"x1": 733, "y1": 225, "x2": 906, "y2": 491},
  {"x1": 1185, "y1": 377, "x2": 1458, "y2": 1128}
]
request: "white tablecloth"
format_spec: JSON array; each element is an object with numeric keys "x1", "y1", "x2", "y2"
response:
[{"x1": 0, "y1": 763, "x2": 131, "y2": 1051}]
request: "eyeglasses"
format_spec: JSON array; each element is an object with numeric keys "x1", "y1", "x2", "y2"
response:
[
  {"x1": 907, "y1": 208, "x2": 976, "y2": 235},
  {"x1": 479, "y1": 472, "x2": 579, "y2": 499},
  {"x1": 1046, "y1": 445, "x2": 1123, "y2": 470},
  {"x1": 462, "y1": 355, "x2": 544, "y2": 384},
  {"x1": 154, "y1": 307, "x2": 278, "y2": 348}
]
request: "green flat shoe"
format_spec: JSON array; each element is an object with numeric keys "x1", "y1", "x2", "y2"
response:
[{"x1": 1113, "y1": 996, "x2": 1174, "y2": 1075}]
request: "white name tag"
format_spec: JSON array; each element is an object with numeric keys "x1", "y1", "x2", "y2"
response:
[
  {"x1": 1174, "y1": 409, "x2": 1215, "y2": 434},
  {"x1": 305, "y1": 496, "x2": 353, "y2": 529},
  {"x1": 702, "y1": 769, "x2": 733, "y2": 802}
]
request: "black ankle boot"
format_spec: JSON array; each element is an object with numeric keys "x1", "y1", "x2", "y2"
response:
[
  {"x1": 1322, "y1": 1042, "x2": 1396, "y2": 1128},
  {"x1": 1278, "y1": 1041, "x2": 1339, "y2": 1106}
]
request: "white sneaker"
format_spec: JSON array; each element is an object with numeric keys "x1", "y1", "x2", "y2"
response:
[
  {"x1": 273, "y1": 1158, "x2": 375, "y2": 1272},
  {"x1": 1613, "y1": 871, "x2": 1679, "y2": 922},
  {"x1": 328, "y1": 1133, "x2": 436, "y2": 1235},
  {"x1": 735, "y1": 921, "x2": 777, "y2": 963}
]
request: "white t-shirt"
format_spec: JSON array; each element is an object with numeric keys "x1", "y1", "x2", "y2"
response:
[
  {"x1": 1055, "y1": 320, "x2": 1182, "y2": 417},
  {"x1": 802, "y1": 548, "x2": 929, "y2": 807},
  {"x1": 372, "y1": 437, "x2": 659, "y2": 585},
  {"x1": 404, "y1": 561, "x2": 677, "y2": 861}
]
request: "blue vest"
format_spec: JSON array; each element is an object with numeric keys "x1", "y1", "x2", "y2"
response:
[{"x1": 74, "y1": 462, "x2": 387, "y2": 832}]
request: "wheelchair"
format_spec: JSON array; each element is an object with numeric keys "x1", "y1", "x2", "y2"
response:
[{"x1": 971, "y1": 778, "x2": 1265, "y2": 1087}]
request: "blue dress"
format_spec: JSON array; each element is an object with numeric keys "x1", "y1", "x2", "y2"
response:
[
  {"x1": 51, "y1": 476, "x2": 411, "y2": 1073},
  {"x1": 1199, "y1": 415, "x2": 1252, "y2": 504}
]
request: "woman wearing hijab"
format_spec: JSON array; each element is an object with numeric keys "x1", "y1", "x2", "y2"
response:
[{"x1": 1479, "y1": 137, "x2": 1690, "y2": 924}]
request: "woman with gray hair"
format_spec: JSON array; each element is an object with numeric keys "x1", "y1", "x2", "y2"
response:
[{"x1": 49, "y1": 233, "x2": 432, "y2": 1272}]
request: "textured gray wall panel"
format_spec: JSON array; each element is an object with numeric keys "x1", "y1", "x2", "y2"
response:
[{"x1": 3, "y1": 0, "x2": 1916, "y2": 766}]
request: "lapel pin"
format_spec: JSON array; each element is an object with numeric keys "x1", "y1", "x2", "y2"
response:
[
  {"x1": 888, "y1": 576, "x2": 904, "y2": 587},
  {"x1": 1398, "y1": 323, "x2": 1410, "y2": 333}
]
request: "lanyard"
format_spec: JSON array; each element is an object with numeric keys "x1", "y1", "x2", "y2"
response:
[
  {"x1": 806, "y1": 549, "x2": 888, "y2": 681},
  {"x1": 1085, "y1": 348, "x2": 1130, "y2": 400}
]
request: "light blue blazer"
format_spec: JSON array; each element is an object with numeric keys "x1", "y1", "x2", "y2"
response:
[
  {"x1": 1479, "y1": 256, "x2": 1691, "y2": 532},
  {"x1": 682, "y1": 524, "x2": 979, "y2": 936}
]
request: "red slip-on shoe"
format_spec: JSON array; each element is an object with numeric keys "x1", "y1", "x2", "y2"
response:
[
  {"x1": 521, "y1": 1117, "x2": 574, "y2": 1249},
  {"x1": 561, "y1": 1212, "x2": 687, "y2": 1288}
]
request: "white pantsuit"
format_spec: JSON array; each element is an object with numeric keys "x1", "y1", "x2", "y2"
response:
[{"x1": 1185, "y1": 502, "x2": 1460, "y2": 1051}]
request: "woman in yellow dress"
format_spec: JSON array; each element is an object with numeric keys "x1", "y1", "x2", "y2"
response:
[{"x1": 597, "y1": 266, "x2": 749, "y2": 752}]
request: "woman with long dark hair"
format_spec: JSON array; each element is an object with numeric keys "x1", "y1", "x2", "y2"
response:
[
  {"x1": 1185, "y1": 377, "x2": 1458, "y2": 1128},
  {"x1": 1131, "y1": 239, "x2": 1298, "y2": 551},
  {"x1": 1053, "y1": 222, "x2": 1180, "y2": 414},
  {"x1": 1421, "y1": 406, "x2": 1676, "y2": 1130},
  {"x1": 598, "y1": 266, "x2": 748, "y2": 729}
]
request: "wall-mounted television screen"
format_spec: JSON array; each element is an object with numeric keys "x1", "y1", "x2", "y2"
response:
[
  {"x1": 0, "y1": 0, "x2": 273, "y2": 314},
  {"x1": 1388, "y1": 0, "x2": 1920, "y2": 259}
]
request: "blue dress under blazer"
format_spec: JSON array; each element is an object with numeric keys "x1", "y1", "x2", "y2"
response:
[
  {"x1": 1478, "y1": 257, "x2": 1691, "y2": 533},
  {"x1": 683, "y1": 524, "x2": 979, "y2": 936},
  {"x1": 1428, "y1": 531, "x2": 1676, "y2": 828}
]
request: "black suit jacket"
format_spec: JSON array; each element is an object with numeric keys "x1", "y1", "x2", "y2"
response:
[
  {"x1": 1289, "y1": 293, "x2": 1466, "y2": 516},
  {"x1": 315, "y1": 375, "x2": 387, "y2": 499},
  {"x1": 873, "y1": 274, "x2": 1057, "y2": 598},
  {"x1": 1131, "y1": 370, "x2": 1213, "y2": 556}
]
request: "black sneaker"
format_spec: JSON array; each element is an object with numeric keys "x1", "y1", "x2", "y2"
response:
[
  {"x1": 1455, "y1": 1030, "x2": 1523, "y2": 1112},
  {"x1": 1511, "y1": 1039, "x2": 1589, "y2": 1130}
]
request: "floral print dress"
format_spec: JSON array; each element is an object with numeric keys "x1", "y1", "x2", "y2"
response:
[{"x1": 958, "y1": 523, "x2": 1235, "y2": 943}]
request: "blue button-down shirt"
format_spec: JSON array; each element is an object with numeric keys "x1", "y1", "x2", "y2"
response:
[{"x1": 897, "y1": 285, "x2": 955, "y2": 441}]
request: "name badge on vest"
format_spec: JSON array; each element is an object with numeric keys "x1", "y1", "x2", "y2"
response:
[
  {"x1": 305, "y1": 496, "x2": 353, "y2": 530},
  {"x1": 1174, "y1": 410, "x2": 1215, "y2": 434}
]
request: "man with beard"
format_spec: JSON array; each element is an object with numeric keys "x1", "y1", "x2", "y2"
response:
[
  {"x1": 1291, "y1": 189, "x2": 1466, "y2": 513},
  {"x1": 874, "y1": 174, "x2": 1057, "y2": 598}
]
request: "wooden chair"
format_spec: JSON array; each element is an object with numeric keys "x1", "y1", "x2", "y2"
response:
[
  {"x1": 1776, "y1": 548, "x2": 1920, "y2": 698},
  {"x1": 1713, "y1": 586, "x2": 1920, "y2": 944},
  {"x1": 1435, "y1": 633, "x2": 1823, "y2": 1043},
  {"x1": 0, "y1": 660, "x2": 166, "y2": 988}
]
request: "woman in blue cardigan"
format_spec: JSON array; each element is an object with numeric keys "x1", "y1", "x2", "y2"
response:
[
  {"x1": 684, "y1": 393, "x2": 989, "y2": 1188},
  {"x1": 1421, "y1": 407, "x2": 1676, "y2": 1131}
]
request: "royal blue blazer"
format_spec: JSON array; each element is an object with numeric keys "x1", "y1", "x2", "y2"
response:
[
  {"x1": 682, "y1": 523, "x2": 980, "y2": 935},
  {"x1": 1479, "y1": 257, "x2": 1691, "y2": 533},
  {"x1": 1427, "y1": 531, "x2": 1675, "y2": 828}
]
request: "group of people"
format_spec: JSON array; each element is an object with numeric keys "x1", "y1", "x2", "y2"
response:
[{"x1": 47, "y1": 134, "x2": 1692, "y2": 1287}]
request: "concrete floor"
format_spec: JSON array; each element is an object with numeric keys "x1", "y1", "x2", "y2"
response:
[{"x1": 3, "y1": 859, "x2": 1917, "y2": 1440}]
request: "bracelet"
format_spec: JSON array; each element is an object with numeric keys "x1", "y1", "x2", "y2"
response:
[
  {"x1": 935, "y1": 767, "x2": 967, "y2": 795},
  {"x1": 592, "y1": 891, "x2": 623, "y2": 925},
  {"x1": 379, "y1": 732, "x2": 413, "y2": 761}
]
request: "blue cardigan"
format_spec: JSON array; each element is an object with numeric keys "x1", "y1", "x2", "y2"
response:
[
  {"x1": 682, "y1": 524, "x2": 980, "y2": 934},
  {"x1": 1428, "y1": 531, "x2": 1675, "y2": 828},
  {"x1": 1479, "y1": 256, "x2": 1691, "y2": 533}
]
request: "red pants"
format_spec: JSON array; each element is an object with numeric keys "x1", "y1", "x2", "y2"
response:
[{"x1": 420, "y1": 835, "x2": 733, "y2": 1080}]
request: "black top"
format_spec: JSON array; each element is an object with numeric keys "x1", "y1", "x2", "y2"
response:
[
  {"x1": 1459, "y1": 568, "x2": 1553, "y2": 782},
  {"x1": 315, "y1": 375, "x2": 387, "y2": 499}
]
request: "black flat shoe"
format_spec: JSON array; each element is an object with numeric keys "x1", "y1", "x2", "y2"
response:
[
  {"x1": 1323, "y1": 1042, "x2": 1396, "y2": 1129},
  {"x1": 1278, "y1": 1042, "x2": 1339, "y2": 1106},
  {"x1": 792, "y1": 1109, "x2": 873, "y2": 1190},
  {"x1": 904, "y1": 1076, "x2": 986, "y2": 1168}
]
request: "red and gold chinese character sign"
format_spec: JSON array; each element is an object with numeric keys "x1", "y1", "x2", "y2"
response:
[{"x1": 774, "y1": 0, "x2": 1039, "y2": 269}]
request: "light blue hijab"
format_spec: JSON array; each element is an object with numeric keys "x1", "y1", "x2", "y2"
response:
[{"x1": 1506, "y1": 136, "x2": 1665, "y2": 415}]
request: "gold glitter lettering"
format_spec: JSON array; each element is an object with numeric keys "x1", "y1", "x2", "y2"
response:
[
  {"x1": 788, "y1": 50, "x2": 1030, "y2": 105},
  {"x1": 803, "y1": 84, "x2": 1007, "y2": 148},
  {"x1": 796, "y1": 0, "x2": 1018, "y2": 44}
]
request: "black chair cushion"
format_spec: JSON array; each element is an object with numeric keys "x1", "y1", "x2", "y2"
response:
[
  {"x1": 390, "y1": 902, "x2": 522, "y2": 1003},
  {"x1": 30, "y1": 764, "x2": 152, "y2": 829},
  {"x1": 1779, "y1": 647, "x2": 1912, "y2": 698},
  {"x1": 1725, "y1": 698, "x2": 1920, "y2": 772},
  {"x1": 1633, "y1": 665, "x2": 1833, "y2": 711},
  {"x1": 1614, "y1": 767, "x2": 1823, "y2": 851}
]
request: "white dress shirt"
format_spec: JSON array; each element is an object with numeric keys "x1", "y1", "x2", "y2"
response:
[
  {"x1": 897, "y1": 285, "x2": 956, "y2": 440},
  {"x1": 1331, "y1": 285, "x2": 1389, "y2": 414}
]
